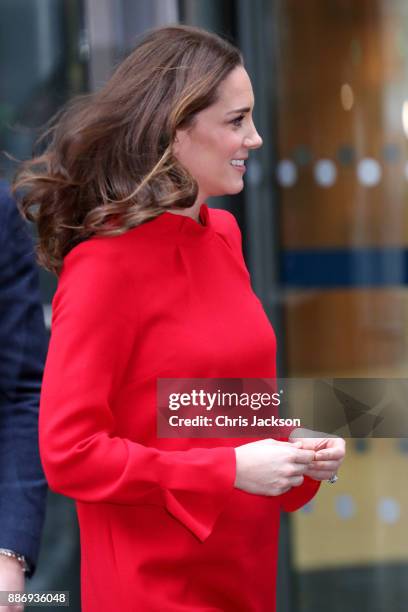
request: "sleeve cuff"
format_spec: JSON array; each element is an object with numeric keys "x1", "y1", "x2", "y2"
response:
[
  {"x1": 161, "y1": 446, "x2": 236, "y2": 541},
  {"x1": 280, "y1": 475, "x2": 321, "y2": 512},
  {"x1": 0, "y1": 528, "x2": 43, "y2": 577}
]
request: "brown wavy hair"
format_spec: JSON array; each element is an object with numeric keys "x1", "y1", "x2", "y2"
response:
[{"x1": 12, "y1": 25, "x2": 242, "y2": 274}]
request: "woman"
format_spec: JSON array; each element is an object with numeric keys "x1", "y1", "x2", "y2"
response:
[{"x1": 14, "y1": 25, "x2": 345, "y2": 612}]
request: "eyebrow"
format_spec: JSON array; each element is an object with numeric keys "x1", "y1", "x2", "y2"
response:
[{"x1": 225, "y1": 106, "x2": 252, "y2": 115}]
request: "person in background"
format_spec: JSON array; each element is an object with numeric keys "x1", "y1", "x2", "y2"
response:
[
  {"x1": 13, "y1": 25, "x2": 345, "y2": 612},
  {"x1": 0, "y1": 181, "x2": 47, "y2": 606}
]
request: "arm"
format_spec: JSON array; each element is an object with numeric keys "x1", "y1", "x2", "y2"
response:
[
  {"x1": 40, "y1": 242, "x2": 236, "y2": 542},
  {"x1": 212, "y1": 210, "x2": 322, "y2": 511},
  {"x1": 0, "y1": 184, "x2": 48, "y2": 575}
]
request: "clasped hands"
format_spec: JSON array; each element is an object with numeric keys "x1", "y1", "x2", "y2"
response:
[
  {"x1": 288, "y1": 428, "x2": 345, "y2": 482},
  {"x1": 234, "y1": 429, "x2": 345, "y2": 497}
]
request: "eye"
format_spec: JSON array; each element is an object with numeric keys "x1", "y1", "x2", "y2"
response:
[{"x1": 230, "y1": 114, "x2": 245, "y2": 127}]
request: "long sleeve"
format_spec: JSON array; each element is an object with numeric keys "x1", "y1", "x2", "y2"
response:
[
  {"x1": 0, "y1": 183, "x2": 48, "y2": 574},
  {"x1": 39, "y1": 241, "x2": 236, "y2": 542}
]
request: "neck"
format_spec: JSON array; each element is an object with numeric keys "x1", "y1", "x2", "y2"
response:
[{"x1": 167, "y1": 197, "x2": 206, "y2": 224}]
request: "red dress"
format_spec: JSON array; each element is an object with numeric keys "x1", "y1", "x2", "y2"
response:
[{"x1": 40, "y1": 205, "x2": 319, "y2": 612}]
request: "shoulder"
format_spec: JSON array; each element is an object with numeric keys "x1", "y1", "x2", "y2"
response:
[
  {"x1": 0, "y1": 180, "x2": 14, "y2": 211},
  {"x1": 0, "y1": 181, "x2": 34, "y2": 258},
  {"x1": 55, "y1": 236, "x2": 134, "y2": 321},
  {"x1": 63, "y1": 220, "x2": 156, "y2": 271},
  {"x1": 61, "y1": 235, "x2": 129, "y2": 286},
  {"x1": 0, "y1": 181, "x2": 17, "y2": 237},
  {"x1": 58, "y1": 229, "x2": 148, "y2": 306}
]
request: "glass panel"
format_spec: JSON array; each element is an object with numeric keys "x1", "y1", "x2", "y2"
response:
[
  {"x1": 273, "y1": 1, "x2": 408, "y2": 610},
  {"x1": 0, "y1": 0, "x2": 87, "y2": 306},
  {"x1": 0, "y1": 0, "x2": 87, "y2": 178}
]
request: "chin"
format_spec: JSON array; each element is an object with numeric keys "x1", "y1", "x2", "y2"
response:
[
  {"x1": 225, "y1": 180, "x2": 245, "y2": 194},
  {"x1": 228, "y1": 182, "x2": 245, "y2": 195},
  {"x1": 208, "y1": 181, "x2": 244, "y2": 198}
]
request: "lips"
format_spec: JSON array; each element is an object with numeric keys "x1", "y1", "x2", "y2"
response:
[{"x1": 230, "y1": 161, "x2": 246, "y2": 174}]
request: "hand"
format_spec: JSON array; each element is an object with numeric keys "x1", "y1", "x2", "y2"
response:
[
  {"x1": 0, "y1": 555, "x2": 25, "y2": 611},
  {"x1": 234, "y1": 438, "x2": 315, "y2": 496},
  {"x1": 289, "y1": 428, "x2": 346, "y2": 481}
]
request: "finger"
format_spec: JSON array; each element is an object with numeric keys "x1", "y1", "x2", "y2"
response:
[
  {"x1": 294, "y1": 449, "x2": 315, "y2": 464},
  {"x1": 306, "y1": 469, "x2": 336, "y2": 480},
  {"x1": 287, "y1": 466, "x2": 309, "y2": 479},
  {"x1": 289, "y1": 438, "x2": 323, "y2": 451},
  {"x1": 309, "y1": 460, "x2": 340, "y2": 471},
  {"x1": 314, "y1": 438, "x2": 330, "y2": 450},
  {"x1": 306, "y1": 466, "x2": 335, "y2": 475},
  {"x1": 315, "y1": 448, "x2": 345, "y2": 461},
  {"x1": 326, "y1": 438, "x2": 346, "y2": 451},
  {"x1": 288, "y1": 475, "x2": 304, "y2": 487}
]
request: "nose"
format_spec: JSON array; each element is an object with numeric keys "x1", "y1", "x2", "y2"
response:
[{"x1": 243, "y1": 122, "x2": 263, "y2": 150}]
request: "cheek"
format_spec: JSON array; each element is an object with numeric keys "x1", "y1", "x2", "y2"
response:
[
  {"x1": 200, "y1": 127, "x2": 241, "y2": 157},
  {"x1": 176, "y1": 127, "x2": 242, "y2": 175},
  {"x1": 221, "y1": 133, "x2": 243, "y2": 157}
]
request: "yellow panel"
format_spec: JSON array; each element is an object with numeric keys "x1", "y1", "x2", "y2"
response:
[{"x1": 292, "y1": 439, "x2": 408, "y2": 570}]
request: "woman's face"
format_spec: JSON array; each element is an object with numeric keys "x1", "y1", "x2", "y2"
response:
[{"x1": 173, "y1": 66, "x2": 263, "y2": 203}]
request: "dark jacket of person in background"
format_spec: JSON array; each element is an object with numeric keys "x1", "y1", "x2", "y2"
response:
[{"x1": 0, "y1": 180, "x2": 47, "y2": 575}]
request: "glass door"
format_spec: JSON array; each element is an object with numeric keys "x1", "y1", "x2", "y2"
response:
[{"x1": 273, "y1": 1, "x2": 408, "y2": 610}]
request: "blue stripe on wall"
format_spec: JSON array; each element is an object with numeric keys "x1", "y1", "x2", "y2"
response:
[{"x1": 281, "y1": 248, "x2": 408, "y2": 288}]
